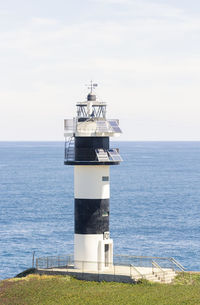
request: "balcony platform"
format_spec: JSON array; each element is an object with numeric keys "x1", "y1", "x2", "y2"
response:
[{"x1": 64, "y1": 160, "x2": 120, "y2": 165}]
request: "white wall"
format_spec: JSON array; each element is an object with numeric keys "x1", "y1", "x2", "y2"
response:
[
  {"x1": 74, "y1": 234, "x2": 113, "y2": 271},
  {"x1": 74, "y1": 165, "x2": 110, "y2": 199},
  {"x1": 74, "y1": 234, "x2": 103, "y2": 270}
]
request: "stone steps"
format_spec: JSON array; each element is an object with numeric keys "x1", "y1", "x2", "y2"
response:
[{"x1": 132, "y1": 269, "x2": 177, "y2": 284}]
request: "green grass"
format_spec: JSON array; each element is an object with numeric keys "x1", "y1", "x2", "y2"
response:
[{"x1": 0, "y1": 273, "x2": 200, "y2": 305}]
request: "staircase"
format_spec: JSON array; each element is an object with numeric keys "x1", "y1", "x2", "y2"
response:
[
  {"x1": 130, "y1": 259, "x2": 183, "y2": 284},
  {"x1": 65, "y1": 136, "x2": 74, "y2": 161},
  {"x1": 131, "y1": 267, "x2": 177, "y2": 284},
  {"x1": 145, "y1": 269, "x2": 177, "y2": 284}
]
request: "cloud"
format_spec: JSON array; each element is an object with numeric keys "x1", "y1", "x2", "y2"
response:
[
  {"x1": 90, "y1": 57, "x2": 200, "y2": 75},
  {"x1": 1, "y1": 14, "x2": 199, "y2": 60},
  {"x1": 31, "y1": 17, "x2": 58, "y2": 26},
  {"x1": 0, "y1": 0, "x2": 200, "y2": 140},
  {"x1": 0, "y1": 9, "x2": 11, "y2": 16},
  {"x1": 90, "y1": 0, "x2": 184, "y2": 19},
  {"x1": 1, "y1": 0, "x2": 199, "y2": 61},
  {"x1": 90, "y1": 0, "x2": 131, "y2": 3},
  {"x1": 1, "y1": 10, "x2": 200, "y2": 95}
]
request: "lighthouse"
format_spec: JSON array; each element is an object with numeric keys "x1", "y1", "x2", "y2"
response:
[{"x1": 64, "y1": 82, "x2": 122, "y2": 271}]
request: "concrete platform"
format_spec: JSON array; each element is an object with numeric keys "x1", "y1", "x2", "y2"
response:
[{"x1": 36, "y1": 265, "x2": 177, "y2": 284}]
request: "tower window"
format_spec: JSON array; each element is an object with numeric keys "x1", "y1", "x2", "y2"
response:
[{"x1": 102, "y1": 176, "x2": 109, "y2": 181}]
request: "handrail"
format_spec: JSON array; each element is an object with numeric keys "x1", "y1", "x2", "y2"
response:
[
  {"x1": 152, "y1": 260, "x2": 166, "y2": 280},
  {"x1": 130, "y1": 264, "x2": 143, "y2": 279},
  {"x1": 170, "y1": 257, "x2": 186, "y2": 272},
  {"x1": 114, "y1": 254, "x2": 186, "y2": 273},
  {"x1": 115, "y1": 254, "x2": 173, "y2": 260}
]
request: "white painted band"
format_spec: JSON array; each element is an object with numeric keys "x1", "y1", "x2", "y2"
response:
[
  {"x1": 74, "y1": 165, "x2": 110, "y2": 199},
  {"x1": 74, "y1": 234, "x2": 113, "y2": 271}
]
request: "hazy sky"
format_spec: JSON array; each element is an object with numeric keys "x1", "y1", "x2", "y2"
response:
[{"x1": 0, "y1": 0, "x2": 200, "y2": 141}]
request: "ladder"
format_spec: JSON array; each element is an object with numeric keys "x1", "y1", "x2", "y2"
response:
[{"x1": 65, "y1": 137, "x2": 75, "y2": 161}]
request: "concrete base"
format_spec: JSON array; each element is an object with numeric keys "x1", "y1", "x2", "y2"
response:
[{"x1": 36, "y1": 265, "x2": 177, "y2": 284}]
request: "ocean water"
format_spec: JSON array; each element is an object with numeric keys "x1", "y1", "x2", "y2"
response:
[{"x1": 0, "y1": 141, "x2": 200, "y2": 279}]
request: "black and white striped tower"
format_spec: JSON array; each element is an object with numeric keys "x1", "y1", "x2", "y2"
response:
[{"x1": 64, "y1": 82, "x2": 122, "y2": 271}]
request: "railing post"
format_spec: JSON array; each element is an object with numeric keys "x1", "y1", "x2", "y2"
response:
[
  {"x1": 98, "y1": 261, "x2": 100, "y2": 282},
  {"x1": 66, "y1": 257, "x2": 68, "y2": 272},
  {"x1": 32, "y1": 251, "x2": 35, "y2": 268},
  {"x1": 82, "y1": 261, "x2": 84, "y2": 280},
  {"x1": 163, "y1": 270, "x2": 165, "y2": 282}
]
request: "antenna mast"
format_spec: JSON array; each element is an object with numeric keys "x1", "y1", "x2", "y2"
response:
[{"x1": 87, "y1": 81, "x2": 98, "y2": 94}]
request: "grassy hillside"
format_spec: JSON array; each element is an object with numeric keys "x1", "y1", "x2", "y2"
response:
[{"x1": 0, "y1": 273, "x2": 200, "y2": 305}]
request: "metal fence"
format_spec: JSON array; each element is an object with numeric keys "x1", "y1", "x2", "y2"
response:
[
  {"x1": 35, "y1": 259, "x2": 148, "y2": 283},
  {"x1": 35, "y1": 254, "x2": 185, "y2": 283},
  {"x1": 36, "y1": 254, "x2": 185, "y2": 272},
  {"x1": 36, "y1": 255, "x2": 74, "y2": 269},
  {"x1": 113, "y1": 255, "x2": 185, "y2": 271}
]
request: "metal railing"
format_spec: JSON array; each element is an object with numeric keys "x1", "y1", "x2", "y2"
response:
[
  {"x1": 113, "y1": 255, "x2": 186, "y2": 272},
  {"x1": 130, "y1": 264, "x2": 144, "y2": 279},
  {"x1": 35, "y1": 254, "x2": 185, "y2": 284},
  {"x1": 152, "y1": 260, "x2": 166, "y2": 282},
  {"x1": 36, "y1": 255, "x2": 73, "y2": 269},
  {"x1": 36, "y1": 258, "x2": 147, "y2": 283},
  {"x1": 170, "y1": 257, "x2": 185, "y2": 272}
]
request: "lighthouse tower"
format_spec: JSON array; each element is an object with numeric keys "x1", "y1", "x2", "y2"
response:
[{"x1": 64, "y1": 82, "x2": 122, "y2": 271}]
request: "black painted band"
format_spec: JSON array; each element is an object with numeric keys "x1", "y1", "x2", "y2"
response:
[
  {"x1": 75, "y1": 137, "x2": 109, "y2": 161},
  {"x1": 75, "y1": 198, "x2": 109, "y2": 234}
]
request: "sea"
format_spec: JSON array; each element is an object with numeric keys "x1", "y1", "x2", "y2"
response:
[{"x1": 0, "y1": 141, "x2": 200, "y2": 280}]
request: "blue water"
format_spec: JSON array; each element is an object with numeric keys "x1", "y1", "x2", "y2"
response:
[{"x1": 0, "y1": 141, "x2": 200, "y2": 279}]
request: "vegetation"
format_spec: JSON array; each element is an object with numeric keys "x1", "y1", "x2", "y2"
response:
[{"x1": 0, "y1": 273, "x2": 200, "y2": 305}]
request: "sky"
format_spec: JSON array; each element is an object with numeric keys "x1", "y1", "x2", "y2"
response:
[{"x1": 0, "y1": 0, "x2": 200, "y2": 141}]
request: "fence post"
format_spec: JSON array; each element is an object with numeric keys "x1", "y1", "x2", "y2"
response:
[
  {"x1": 47, "y1": 257, "x2": 49, "y2": 269},
  {"x1": 32, "y1": 251, "x2": 35, "y2": 268},
  {"x1": 66, "y1": 257, "x2": 68, "y2": 272},
  {"x1": 82, "y1": 261, "x2": 84, "y2": 280},
  {"x1": 98, "y1": 261, "x2": 100, "y2": 282}
]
